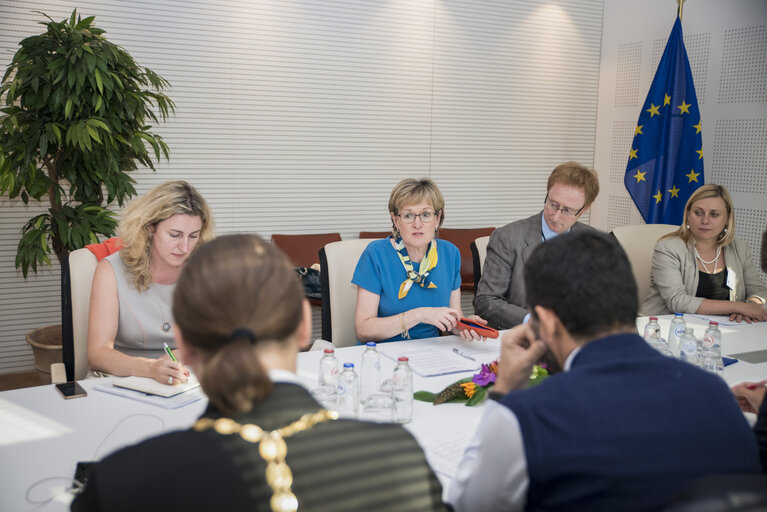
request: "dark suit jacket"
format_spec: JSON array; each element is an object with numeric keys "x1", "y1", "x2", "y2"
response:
[
  {"x1": 72, "y1": 383, "x2": 445, "y2": 512},
  {"x1": 473, "y1": 212, "x2": 595, "y2": 329}
]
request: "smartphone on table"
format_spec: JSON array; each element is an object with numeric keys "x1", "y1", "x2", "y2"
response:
[{"x1": 55, "y1": 381, "x2": 87, "y2": 399}]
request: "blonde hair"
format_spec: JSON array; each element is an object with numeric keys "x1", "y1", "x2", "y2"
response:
[
  {"x1": 388, "y1": 178, "x2": 445, "y2": 237},
  {"x1": 172, "y1": 235, "x2": 304, "y2": 416},
  {"x1": 547, "y1": 162, "x2": 600, "y2": 207},
  {"x1": 118, "y1": 181, "x2": 214, "y2": 290},
  {"x1": 662, "y1": 184, "x2": 735, "y2": 246}
]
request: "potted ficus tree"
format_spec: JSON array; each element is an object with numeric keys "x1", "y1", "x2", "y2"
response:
[{"x1": 0, "y1": 10, "x2": 175, "y2": 382}]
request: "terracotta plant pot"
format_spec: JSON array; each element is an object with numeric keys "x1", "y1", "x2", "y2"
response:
[{"x1": 25, "y1": 325, "x2": 63, "y2": 385}]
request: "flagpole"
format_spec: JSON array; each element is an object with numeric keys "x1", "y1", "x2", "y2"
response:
[{"x1": 677, "y1": 0, "x2": 685, "y2": 19}]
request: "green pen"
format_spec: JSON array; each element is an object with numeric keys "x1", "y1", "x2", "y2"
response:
[{"x1": 163, "y1": 342, "x2": 177, "y2": 362}]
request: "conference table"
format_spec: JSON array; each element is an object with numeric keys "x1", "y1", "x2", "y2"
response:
[{"x1": 1, "y1": 314, "x2": 765, "y2": 512}]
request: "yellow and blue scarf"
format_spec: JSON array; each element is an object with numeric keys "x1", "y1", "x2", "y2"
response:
[{"x1": 394, "y1": 238, "x2": 438, "y2": 299}]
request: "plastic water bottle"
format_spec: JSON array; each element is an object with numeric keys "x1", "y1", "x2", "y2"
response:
[
  {"x1": 700, "y1": 321, "x2": 724, "y2": 376},
  {"x1": 667, "y1": 313, "x2": 686, "y2": 358},
  {"x1": 319, "y1": 348, "x2": 339, "y2": 388},
  {"x1": 392, "y1": 356, "x2": 413, "y2": 424},
  {"x1": 360, "y1": 342, "x2": 381, "y2": 405},
  {"x1": 678, "y1": 327, "x2": 698, "y2": 365},
  {"x1": 337, "y1": 363, "x2": 359, "y2": 418},
  {"x1": 643, "y1": 317, "x2": 661, "y2": 348}
]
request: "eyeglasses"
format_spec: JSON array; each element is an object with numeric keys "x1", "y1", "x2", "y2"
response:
[
  {"x1": 544, "y1": 194, "x2": 584, "y2": 218},
  {"x1": 396, "y1": 211, "x2": 437, "y2": 224}
]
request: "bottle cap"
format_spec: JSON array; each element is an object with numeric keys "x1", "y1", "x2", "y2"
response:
[
  {"x1": 649, "y1": 317, "x2": 658, "y2": 320},
  {"x1": 324, "y1": 348, "x2": 335, "y2": 354},
  {"x1": 366, "y1": 342, "x2": 377, "y2": 347},
  {"x1": 675, "y1": 312, "x2": 684, "y2": 317},
  {"x1": 398, "y1": 356, "x2": 409, "y2": 362},
  {"x1": 343, "y1": 362, "x2": 354, "y2": 368},
  {"x1": 709, "y1": 321, "x2": 719, "y2": 326}
]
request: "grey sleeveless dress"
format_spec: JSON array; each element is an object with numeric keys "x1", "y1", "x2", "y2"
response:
[{"x1": 105, "y1": 252, "x2": 175, "y2": 358}]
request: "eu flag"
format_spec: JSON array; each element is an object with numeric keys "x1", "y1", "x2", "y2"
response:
[{"x1": 624, "y1": 17, "x2": 704, "y2": 225}]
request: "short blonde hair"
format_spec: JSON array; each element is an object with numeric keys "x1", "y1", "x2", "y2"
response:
[
  {"x1": 118, "y1": 181, "x2": 215, "y2": 290},
  {"x1": 547, "y1": 162, "x2": 600, "y2": 207},
  {"x1": 388, "y1": 178, "x2": 445, "y2": 236},
  {"x1": 664, "y1": 184, "x2": 735, "y2": 246}
]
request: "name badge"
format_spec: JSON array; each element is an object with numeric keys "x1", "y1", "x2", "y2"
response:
[{"x1": 726, "y1": 268, "x2": 736, "y2": 290}]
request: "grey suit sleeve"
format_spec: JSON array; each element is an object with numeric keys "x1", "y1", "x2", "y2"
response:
[
  {"x1": 650, "y1": 240, "x2": 704, "y2": 314},
  {"x1": 473, "y1": 230, "x2": 528, "y2": 329}
]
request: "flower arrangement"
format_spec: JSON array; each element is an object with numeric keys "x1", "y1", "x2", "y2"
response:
[{"x1": 414, "y1": 360, "x2": 549, "y2": 406}]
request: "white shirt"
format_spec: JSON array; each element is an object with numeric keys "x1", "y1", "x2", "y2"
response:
[{"x1": 447, "y1": 346, "x2": 583, "y2": 511}]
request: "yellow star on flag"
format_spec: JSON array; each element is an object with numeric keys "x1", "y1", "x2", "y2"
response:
[
  {"x1": 668, "y1": 185, "x2": 680, "y2": 198},
  {"x1": 663, "y1": 94, "x2": 671, "y2": 106},
  {"x1": 633, "y1": 170, "x2": 646, "y2": 183},
  {"x1": 629, "y1": 148, "x2": 638, "y2": 160},
  {"x1": 693, "y1": 120, "x2": 702, "y2": 134},
  {"x1": 646, "y1": 103, "x2": 661, "y2": 117},
  {"x1": 696, "y1": 149, "x2": 704, "y2": 159},
  {"x1": 677, "y1": 101, "x2": 691, "y2": 114},
  {"x1": 634, "y1": 125, "x2": 643, "y2": 136},
  {"x1": 653, "y1": 190, "x2": 663, "y2": 204},
  {"x1": 685, "y1": 169, "x2": 700, "y2": 182}
]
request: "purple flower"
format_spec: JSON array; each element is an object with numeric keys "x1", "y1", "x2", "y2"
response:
[{"x1": 472, "y1": 362, "x2": 497, "y2": 386}]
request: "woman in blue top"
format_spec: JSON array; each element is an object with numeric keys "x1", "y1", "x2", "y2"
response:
[{"x1": 353, "y1": 178, "x2": 488, "y2": 342}]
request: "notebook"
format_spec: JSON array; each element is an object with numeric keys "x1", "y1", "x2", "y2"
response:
[{"x1": 112, "y1": 374, "x2": 200, "y2": 397}]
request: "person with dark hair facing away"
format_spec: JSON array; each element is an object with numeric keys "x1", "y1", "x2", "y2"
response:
[
  {"x1": 473, "y1": 161, "x2": 600, "y2": 329},
  {"x1": 72, "y1": 235, "x2": 445, "y2": 512},
  {"x1": 731, "y1": 227, "x2": 767, "y2": 471},
  {"x1": 449, "y1": 231, "x2": 760, "y2": 511}
]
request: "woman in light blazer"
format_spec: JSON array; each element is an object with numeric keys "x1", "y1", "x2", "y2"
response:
[{"x1": 642, "y1": 184, "x2": 767, "y2": 323}]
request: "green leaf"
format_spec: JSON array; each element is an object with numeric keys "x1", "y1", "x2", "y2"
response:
[
  {"x1": 94, "y1": 95, "x2": 103, "y2": 112},
  {"x1": 94, "y1": 68, "x2": 103, "y2": 94},
  {"x1": 414, "y1": 391, "x2": 438, "y2": 403},
  {"x1": 75, "y1": 15, "x2": 95, "y2": 30},
  {"x1": 64, "y1": 97, "x2": 73, "y2": 118},
  {"x1": 465, "y1": 386, "x2": 488, "y2": 406}
]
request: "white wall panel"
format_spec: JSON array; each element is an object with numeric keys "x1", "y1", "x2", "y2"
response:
[{"x1": 0, "y1": 0, "x2": 602, "y2": 373}]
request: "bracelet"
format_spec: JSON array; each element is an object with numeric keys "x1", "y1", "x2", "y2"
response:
[{"x1": 399, "y1": 312, "x2": 410, "y2": 340}]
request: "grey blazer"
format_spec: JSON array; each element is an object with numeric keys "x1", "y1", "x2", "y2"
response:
[
  {"x1": 641, "y1": 236, "x2": 767, "y2": 315},
  {"x1": 473, "y1": 212, "x2": 595, "y2": 329}
]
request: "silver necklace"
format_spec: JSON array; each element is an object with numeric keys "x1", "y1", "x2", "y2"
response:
[{"x1": 694, "y1": 244, "x2": 721, "y2": 274}]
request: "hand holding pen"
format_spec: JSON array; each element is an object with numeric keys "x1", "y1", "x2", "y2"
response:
[{"x1": 154, "y1": 342, "x2": 189, "y2": 386}]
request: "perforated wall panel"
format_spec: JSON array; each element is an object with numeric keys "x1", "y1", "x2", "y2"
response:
[
  {"x1": 720, "y1": 25, "x2": 767, "y2": 103},
  {"x1": 614, "y1": 42, "x2": 642, "y2": 108},
  {"x1": 711, "y1": 119, "x2": 767, "y2": 196}
]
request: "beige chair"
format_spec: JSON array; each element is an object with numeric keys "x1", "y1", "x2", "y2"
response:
[
  {"x1": 470, "y1": 235, "x2": 492, "y2": 292},
  {"x1": 611, "y1": 224, "x2": 677, "y2": 306},
  {"x1": 52, "y1": 248, "x2": 98, "y2": 383},
  {"x1": 319, "y1": 239, "x2": 374, "y2": 347}
]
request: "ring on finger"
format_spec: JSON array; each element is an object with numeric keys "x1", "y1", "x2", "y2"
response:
[{"x1": 168, "y1": 376, "x2": 173, "y2": 384}]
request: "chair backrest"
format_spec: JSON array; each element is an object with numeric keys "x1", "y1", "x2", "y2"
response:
[
  {"x1": 69, "y1": 248, "x2": 99, "y2": 381},
  {"x1": 439, "y1": 227, "x2": 495, "y2": 291},
  {"x1": 271, "y1": 233, "x2": 342, "y2": 268},
  {"x1": 319, "y1": 239, "x2": 374, "y2": 347},
  {"x1": 359, "y1": 231, "x2": 390, "y2": 239},
  {"x1": 611, "y1": 223, "x2": 678, "y2": 305},
  {"x1": 470, "y1": 235, "x2": 492, "y2": 292}
]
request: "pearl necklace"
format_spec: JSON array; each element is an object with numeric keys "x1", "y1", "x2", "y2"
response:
[{"x1": 694, "y1": 244, "x2": 721, "y2": 274}]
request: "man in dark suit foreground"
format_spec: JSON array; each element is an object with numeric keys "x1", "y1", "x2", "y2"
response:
[{"x1": 450, "y1": 231, "x2": 760, "y2": 512}]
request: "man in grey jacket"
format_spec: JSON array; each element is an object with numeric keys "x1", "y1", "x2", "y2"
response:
[{"x1": 473, "y1": 162, "x2": 600, "y2": 329}]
